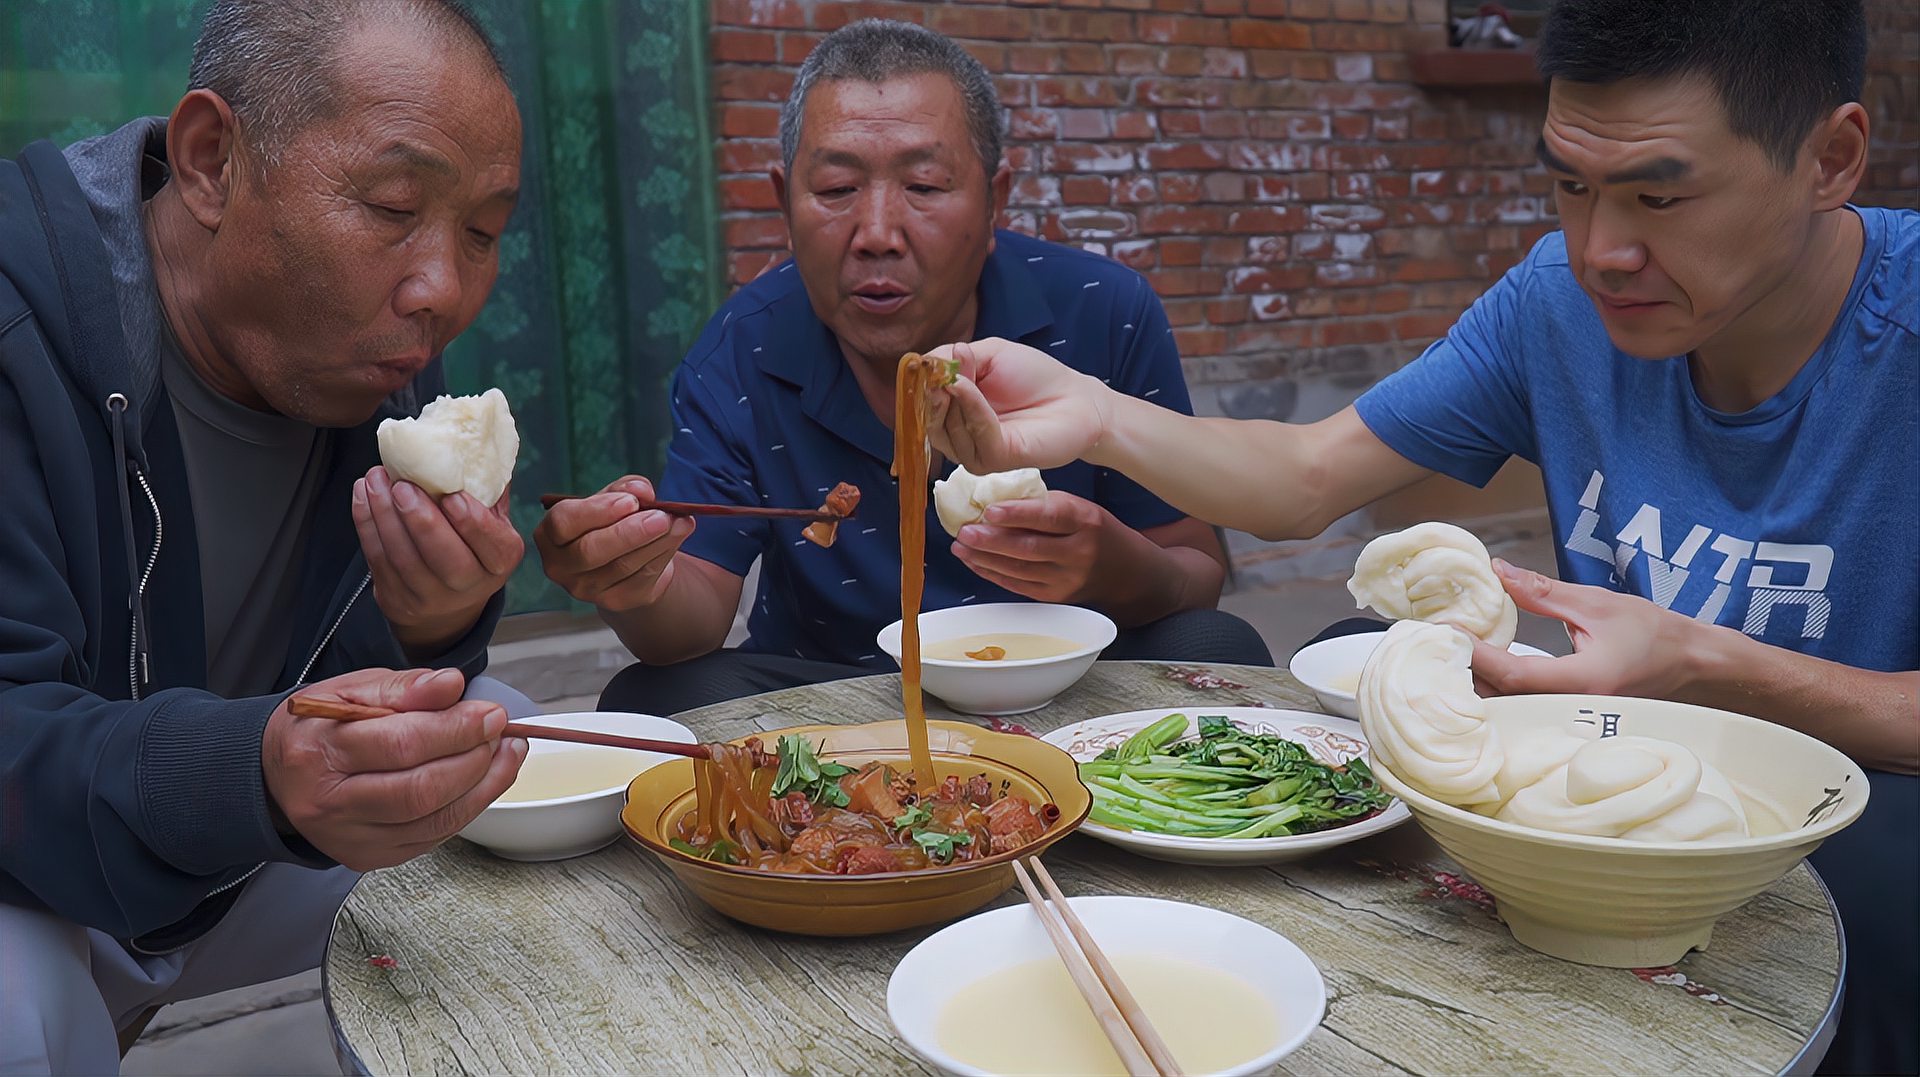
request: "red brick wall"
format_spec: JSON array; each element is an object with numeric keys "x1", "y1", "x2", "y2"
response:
[
  {"x1": 1865, "y1": 0, "x2": 1919, "y2": 209},
  {"x1": 712, "y1": 0, "x2": 1914, "y2": 432}
]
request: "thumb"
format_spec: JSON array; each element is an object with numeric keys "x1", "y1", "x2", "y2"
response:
[
  {"x1": 1492, "y1": 558, "x2": 1593, "y2": 623},
  {"x1": 390, "y1": 666, "x2": 467, "y2": 712},
  {"x1": 1470, "y1": 639, "x2": 1558, "y2": 696}
]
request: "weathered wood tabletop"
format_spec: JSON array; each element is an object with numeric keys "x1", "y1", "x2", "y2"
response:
[{"x1": 324, "y1": 662, "x2": 1842, "y2": 1076}]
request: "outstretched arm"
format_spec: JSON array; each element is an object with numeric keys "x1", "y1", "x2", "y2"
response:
[{"x1": 928, "y1": 337, "x2": 1430, "y2": 541}]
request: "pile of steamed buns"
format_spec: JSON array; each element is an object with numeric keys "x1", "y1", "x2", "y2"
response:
[{"x1": 1348, "y1": 523, "x2": 1750, "y2": 842}]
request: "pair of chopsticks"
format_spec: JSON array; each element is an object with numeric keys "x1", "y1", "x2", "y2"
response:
[
  {"x1": 1013, "y1": 858, "x2": 1184, "y2": 1077},
  {"x1": 285, "y1": 696, "x2": 725, "y2": 761},
  {"x1": 536, "y1": 493, "x2": 842, "y2": 523}
]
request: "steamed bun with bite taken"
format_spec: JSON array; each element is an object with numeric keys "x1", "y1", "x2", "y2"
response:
[
  {"x1": 1348, "y1": 521, "x2": 1518, "y2": 648},
  {"x1": 376, "y1": 388, "x2": 520, "y2": 506},
  {"x1": 933, "y1": 464, "x2": 1047, "y2": 538}
]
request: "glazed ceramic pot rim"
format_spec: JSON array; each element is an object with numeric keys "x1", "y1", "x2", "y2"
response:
[
  {"x1": 1374, "y1": 692, "x2": 1870, "y2": 855},
  {"x1": 623, "y1": 721, "x2": 1093, "y2": 882}
]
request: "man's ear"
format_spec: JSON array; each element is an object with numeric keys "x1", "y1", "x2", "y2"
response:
[
  {"x1": 1806, "y1": 101, "x2": 1868, "y2": 212},
  {"x1": 986, "y1": 160, "x2": 1011, "y2": 255},
  {"x1": 769, "y1": 163, "x2": 793, "y2": 252},
  {"x1": 164, "y1": 89, "x2": 244, "y2": 232}
]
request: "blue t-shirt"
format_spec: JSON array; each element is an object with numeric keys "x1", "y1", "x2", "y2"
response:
[
  {"x1": 1356, "y1": 206, "x2": 1919, "y2": 673},
  {"x1": 660, "y1": 230, "x2": 1193, "y2": 667}
]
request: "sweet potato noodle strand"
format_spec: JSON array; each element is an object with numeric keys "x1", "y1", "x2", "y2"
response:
[{"x1": 893, "y1": 352, "x2": 939, "y2": 790}]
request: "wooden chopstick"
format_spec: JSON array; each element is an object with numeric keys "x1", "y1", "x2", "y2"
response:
[
  {"x1": 284, "y1": 696, "x2": 714, "y2": 760},
  {"x1": 1012, "y1": 859, "x2": 1164, "y2": 1077},
  {"x1": 1028, "y1": 859, "x2": 1184, "y2": 1076},
  {"x1": 536, "y1": 493, "x2": 844, "y2": 522}
]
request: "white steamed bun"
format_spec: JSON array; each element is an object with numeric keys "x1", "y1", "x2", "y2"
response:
[
  {"x1": 376, "y1": 387, "x2": 519, "y2": 507},
  {"x1": 933, "y1": 464, "x2": 1047, "y2": 538},
  {"x1": 1358, "y1": 619, "x2": 1751, "y2": 843},
  {"x1": 1347, "y1": 521, "x2": 1519, "y2": 647}
]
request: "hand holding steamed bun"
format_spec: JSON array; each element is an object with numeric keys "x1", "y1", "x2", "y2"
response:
[
  {"x1": 933, "y1": 464, "x2": 1048, "y2": 538},
  {"x1": 356, "y1": 389, "x2": 525, "y2": 656},
  {"x1": 1348, "y1": 522, "x2": 1518, "y2": 647}
]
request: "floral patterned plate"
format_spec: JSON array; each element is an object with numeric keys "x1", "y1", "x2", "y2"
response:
[{"x1": 1040, "y1": 707, "x2": 1411, "y2": 866}]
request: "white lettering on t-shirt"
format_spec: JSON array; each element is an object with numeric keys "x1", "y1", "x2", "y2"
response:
[{"x1": 1561, "y1": 469, "x2": 1834, "y2": 642}]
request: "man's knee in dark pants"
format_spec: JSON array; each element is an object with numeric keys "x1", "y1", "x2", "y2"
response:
[{"x1": 1104, "y1": 609, "x2": 1274, "y2": 667}]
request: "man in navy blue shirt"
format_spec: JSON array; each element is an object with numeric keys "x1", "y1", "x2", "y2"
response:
[
  {"x1": 535, "y1": 20, "x2": 1268, "y2": 715},
  {"x1": 916, "y1": 3, "x2": 1914, "y2": 1072}
]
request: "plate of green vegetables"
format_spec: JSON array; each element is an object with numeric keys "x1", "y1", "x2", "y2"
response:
[{"x1": 1040, "y1": 707, "x2": 1410, "y2": 865}]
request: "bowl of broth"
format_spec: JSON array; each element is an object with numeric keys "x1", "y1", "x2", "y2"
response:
[
  {"x1": 460, "y1": 711, "x2": 696, "y2": 861},
  {"x1": 888, "y1": 894, "x2": 1326, "y2": 1075},
  {"x1": 877, "y1": 603, "x2": 1117, "y2": 715},
  {"x1": 1289, "y1": 629, "x2": 1552, "y2": 718}
]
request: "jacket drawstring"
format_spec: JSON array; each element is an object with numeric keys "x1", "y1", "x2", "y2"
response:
[{"x1": 106, "y1": 393, "x2": 150, "y2": 698}]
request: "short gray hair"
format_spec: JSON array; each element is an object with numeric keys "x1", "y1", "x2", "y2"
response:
[
  {"x1": 186, "y1": 0, "x2": 506, "y2": 166},
  {"x1": 779, "y1": 19, "x2": 1005, "y2": 179}
]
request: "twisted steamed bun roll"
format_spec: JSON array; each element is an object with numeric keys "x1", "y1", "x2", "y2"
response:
[
  {"x1": 1348, "y1": 522, "x2": 1519, "y2": 648},
  {"x1": 1498, "y1": 736, "x2": 1750, "y2": 841},
  {"x1": 933, "y1": 465, "x2": 1047, "y2": 538}
]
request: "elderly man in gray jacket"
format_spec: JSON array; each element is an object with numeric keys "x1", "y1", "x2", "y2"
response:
[{"x1": 0, "y1": 2, "x2": 537, "y2": 1071}]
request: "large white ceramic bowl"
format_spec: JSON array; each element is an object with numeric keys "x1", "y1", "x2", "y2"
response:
[
  {"x1": 878, "y1": 602, "x2": 1117, "y2": 715},
  {"x1": 1290, "y1": 629, "x2": 1552, "y2": 719},
  {"x1": 1373, "y1": 693, "x2": 1869, "y2": 968},
  {"x1": 1041, "y1": 707, "x2": 1410, "y2": 865},
  {"x1": 888, "y1": 895, "x2": 1325, "y2": 1076},
  {"x1": 459, "y1": 711, "x2": 695, "y2": 861}
]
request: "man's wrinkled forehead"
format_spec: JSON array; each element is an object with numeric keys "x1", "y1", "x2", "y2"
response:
[
  {"x1": 1538, "y1": 76, "x2": 1731, "y2": 180},
  {"x1": 799, "y1": 75, "x2": 970, "y2": 162}
]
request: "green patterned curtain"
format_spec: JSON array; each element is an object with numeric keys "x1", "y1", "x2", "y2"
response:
[{"x1": 0, "y1": 0, "x2": 722, "y2": 614}]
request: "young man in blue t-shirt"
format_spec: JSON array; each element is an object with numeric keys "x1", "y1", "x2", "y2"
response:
[{"x1": 924, "y1": 3, "x2": 1915, "y2": 1072}]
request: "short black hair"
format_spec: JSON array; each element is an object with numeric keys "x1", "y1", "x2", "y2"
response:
[
  {"x1": 187, "y1": 0, "x2": 506, "y2": 165},
  {"x1": 1538, "y1": 0, "x2": 1867, "y2": 170},
  {"x1": 781, "y1": 20, "x2": 1005, "y2": 179}
]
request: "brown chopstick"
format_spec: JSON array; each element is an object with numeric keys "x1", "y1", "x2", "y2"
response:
[
  {"x1": 1012, "y1": 858, "x2": 1164, "y2": 1077},
  {"x1": 1028, "y1": 859, "x2": 1184, "y2": 1075},
  {"x1": 536, "y1": 493, "x2": 843, "y2": 522},
  {"x1": 285, "y1": 696, "x2": 713, "y2": 760}
]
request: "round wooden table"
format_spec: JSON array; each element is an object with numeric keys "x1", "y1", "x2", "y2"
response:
[{"x1": 324, "y1": 662, "x2": 1843, "y2": 1076}]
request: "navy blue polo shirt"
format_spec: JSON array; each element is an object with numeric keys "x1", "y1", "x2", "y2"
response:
[{"x1": 658, "y1": 229, "x2": 1194, "y2": 667}]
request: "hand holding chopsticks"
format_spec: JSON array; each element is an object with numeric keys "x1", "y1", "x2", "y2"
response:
[
  {"x1": 284, "y1": 695, "x2": 770, "y2": 764},
  {"x1": 1013, "y1": 857, "x2": 1184, "y2": 1077}
]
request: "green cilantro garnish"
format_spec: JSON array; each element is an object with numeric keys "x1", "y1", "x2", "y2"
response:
[
  {"x1": 912, "y1": 829, "x2": 973, "y2": 862},
  {"x1": 770, "y1": 734, "x2": 853, "y2": 807}
]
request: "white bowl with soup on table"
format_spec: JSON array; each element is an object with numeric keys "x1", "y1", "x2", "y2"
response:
[
  {"x1": 460, "y1": 711, "x2": 696, "y2": 861},
  {"x1": 878, "y1": 602, "x2": 1118, "y2": 716},
  {"x1": 888, "y1": 894, "x2": 1326, "y2": 1076}
]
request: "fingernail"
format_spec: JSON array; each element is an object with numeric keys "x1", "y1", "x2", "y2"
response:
[
  {"x1": 445, "y1": 493, "x2": 470, "y2": 519},
  {"x1": 510, "y1": 737, "x2": 529, "y2": 758},
  {"x1": 616, "y1": 494, "x2": 640, "y2": 513},
  {"x1": 483, "y1": 706, "x2": 507, "y2": 738},
  {"x1": 394, "y1": 482, "x2": 420, "y2": 511},
  {"x1": 639, "y1": 512, "x2": 670, "y2": 540},
  {"x1": 353, "y1": 478, "x2": 365, "y2": 503},
  {"x1": 425, "y1": 667, "x2": 462, "y2": 691},
  {"x1": 983, "y1": 506, "x2": 1005, "y2": 524},
  {"x1": 958, "y1": 525, "x2": 983, "y2": 545}
]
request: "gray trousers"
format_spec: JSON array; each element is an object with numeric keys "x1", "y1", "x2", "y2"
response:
[{"x1": 0, "y1": 676, "x2": 538, "y2": 1075}]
